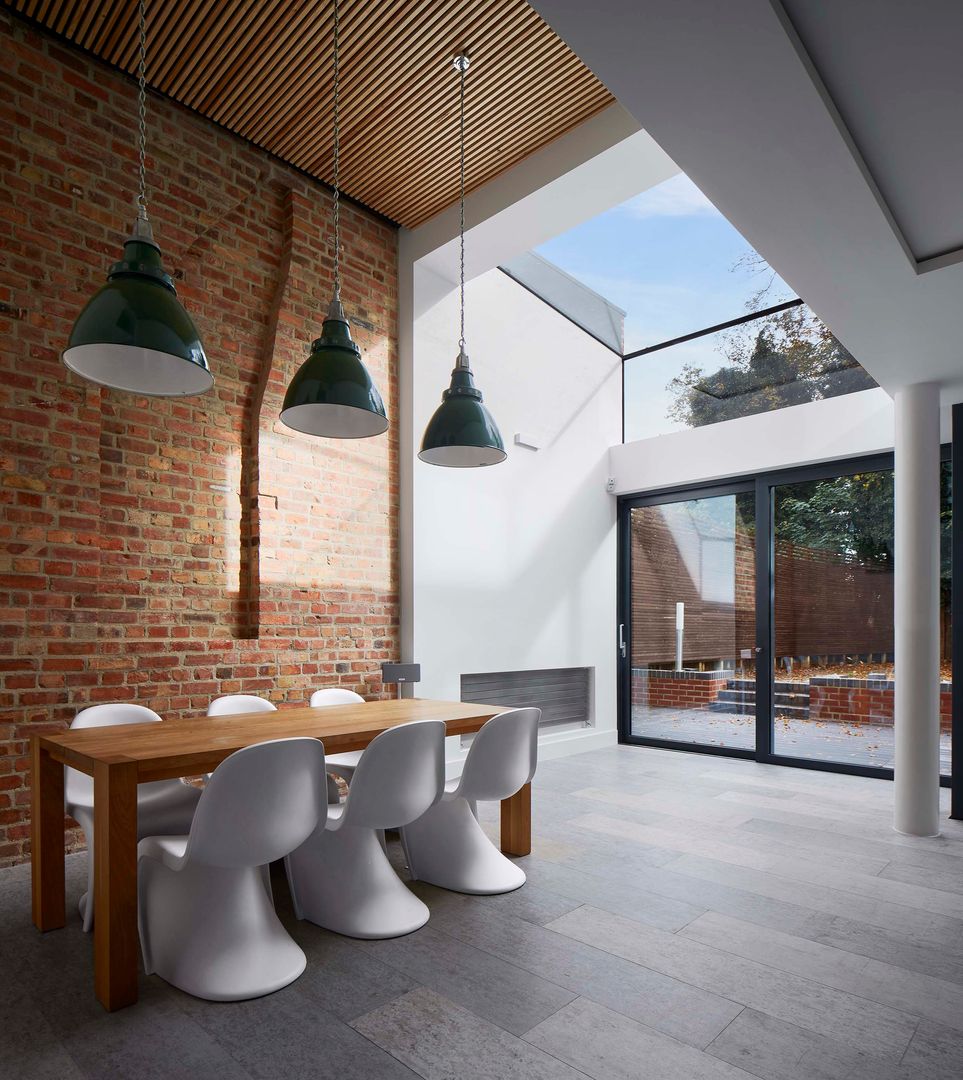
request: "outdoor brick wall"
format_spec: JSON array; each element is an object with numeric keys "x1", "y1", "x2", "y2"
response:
[
  {"x1": 0, "y1": 12, "x2": 399, "y2": 865},
  {"x1": 631, "y1": 669, "x2": 731, "y2": 709},
  {"x1": 809, "y1": 678, "x2": 952, "y2": 734}
]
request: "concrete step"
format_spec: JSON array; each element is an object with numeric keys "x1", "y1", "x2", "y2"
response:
[
  {"x1": 716, "y1": 689, "x2": 755, "y2": 705},
  {"x1": 725, "y1": 679, "x2": 806, "y2": 694},
  {"x1": 773, "y1": 705, "x2": 811, "y2": 720},
  {"x1": 774, "y1": 693, "x2": 810, "y2": 706},
  {"x1": 727, "y1": 679, "x2": 755, "y2": 691}
]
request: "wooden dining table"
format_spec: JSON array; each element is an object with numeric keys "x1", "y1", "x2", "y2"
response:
[{"x1": 31, "y1": 697, "x2": 529, "y2": 1012}]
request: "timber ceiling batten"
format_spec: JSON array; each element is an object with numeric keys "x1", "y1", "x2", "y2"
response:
[{"x1": 6, "y1": 0, "x2": 614, "y2": 227}]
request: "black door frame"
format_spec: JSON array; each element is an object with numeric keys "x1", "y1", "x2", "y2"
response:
[
  {"x1": 617, "y1": 479, "x2": 756, "y2": 761},
  {"x1": 618, "y1": 450, "x2": 952, "y2": 787}
]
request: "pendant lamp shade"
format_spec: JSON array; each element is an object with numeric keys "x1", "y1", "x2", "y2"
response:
[
  {"x1": 280, "y1": 300, "x2": 388, "y2": 438},
  {"x1": 63, "y1": 224, "x2": 212, "y2": 397},
  {"x1": 419, "y1": 54, "x2": 505, "y2": 469},
  {"x1": 419, "y1": 350, "x2": 506, "y2": 467},
  {"x1": 62, "y1": 0, "x2": 211, "y2": 398},
  {"x1": 278, "y1": 0, "x2": 387, "y2": 441}
]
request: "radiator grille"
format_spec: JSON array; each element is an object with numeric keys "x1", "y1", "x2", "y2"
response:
[{"x1": 461, "y1": 667, "x2": 593, "y2": 730}]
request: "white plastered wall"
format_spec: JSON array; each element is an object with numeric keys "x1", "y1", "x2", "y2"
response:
[{"x1": 412, "y1": 270, "x2": 623, "y2": 763}]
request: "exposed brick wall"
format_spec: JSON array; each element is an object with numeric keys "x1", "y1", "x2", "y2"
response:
[
  {"x1": 810, "y1": 679, "x2": 952, "y2": 734},
  {"x1": 631, "y1": 669, "x2": 731, "y2": 709},
  {"x1": 0, "y1": 12, "x2": 399, "y2": 865}
]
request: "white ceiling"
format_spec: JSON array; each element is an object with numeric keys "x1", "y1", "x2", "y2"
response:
[
  {"x1": 781, "y1": 0, "x2": 963, "y2": 264},
  {"x1": 530, "y1": 0, "x2": 963, "y2": 401}
]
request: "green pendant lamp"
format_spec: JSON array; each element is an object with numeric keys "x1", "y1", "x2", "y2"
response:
[
  {"x1": 280, "y1": 0, "x2": 387, "y2": 440},
  {"x1": 420, "y1": 55, "x2": 505, "y2": 468},
  {"x1": 62, "y1": 0, "x2": 212, "y2": 398}
]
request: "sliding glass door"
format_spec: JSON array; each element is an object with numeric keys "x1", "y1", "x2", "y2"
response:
[
  {"x1": 769, "y1": 467, "x2": 896, "y2": 769},
  {"x1": 621, "y1": 486, "x2": 756, "y2": 754},
  {"x1": 619, "y1": 453, "x2": 952, "y2": 781}
]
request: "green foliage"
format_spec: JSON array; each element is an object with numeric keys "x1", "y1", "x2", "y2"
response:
[
  {"x1": 775, "y1": 473, "x2": 894, "y2": 568},
  {"x1": 667, "y1": 303, "x2": 876, "y2": 428}
]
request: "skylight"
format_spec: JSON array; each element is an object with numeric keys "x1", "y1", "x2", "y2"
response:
[{"x1": 535, "y1": 173, "x2": 795, "y2": 353}]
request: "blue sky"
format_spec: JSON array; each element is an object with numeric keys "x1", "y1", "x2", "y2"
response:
[{"x1": 535, "y1": 174, "x2": 796, "y2": 439}]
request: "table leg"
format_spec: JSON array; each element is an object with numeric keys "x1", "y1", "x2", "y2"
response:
[
  {"x1": 31, "y1": 739, "x2": 65, "y2": 931},
  {"x1": 500, "y1": 782, "x2": 531, "y2": 857},
  {"x1": 93, "y1": 761, "x2": 139, "y2": 1011}
]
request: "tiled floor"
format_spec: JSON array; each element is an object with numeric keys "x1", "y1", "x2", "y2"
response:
[{"x1": 3, "y1": 744, "x2": 963, "y2": 1079}]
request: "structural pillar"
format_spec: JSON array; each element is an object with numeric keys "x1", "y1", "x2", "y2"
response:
[{"x1": 894, "y1": 382, "x2": 941, "y2": 836}]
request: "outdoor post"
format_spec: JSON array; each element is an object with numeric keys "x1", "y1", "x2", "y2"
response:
[
  {"x1": 675, "y1": 601, "x2": 684, "y2": 671},
  {"x1": 894, "y1": 383, "x2": 941, "y2": 836}
]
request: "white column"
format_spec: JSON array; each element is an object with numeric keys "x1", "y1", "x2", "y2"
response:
[{"x1": 894, "y1": 382, "x2": 941, "y2": 836}]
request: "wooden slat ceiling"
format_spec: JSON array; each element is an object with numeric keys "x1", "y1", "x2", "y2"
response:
[{"x1": 5, "y1": 0, "x2": 614, "y2": 227}]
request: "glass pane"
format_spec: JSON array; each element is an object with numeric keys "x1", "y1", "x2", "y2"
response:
[
  {"x1": 772, "y1": 472, "x2": 896, "y2": 767},
  {"x1": 536, "y1": 174, "x2": 795, "y2": 353},
  {"x1": 623, "y1": 303, "x2": 877, "y2": 442},
  {"x1": 941, "y1": 460, "x2": 952, "y2": 778},
  {"x1": 629, "y1": 492, "x2": 755, "y2": 749},
  {"x1": 772, "y1": 468, "x2": 951, "y2": 774}
]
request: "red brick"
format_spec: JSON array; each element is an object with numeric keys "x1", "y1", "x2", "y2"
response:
[{"x1": 0, "y1": 9, "x2": 399, "y2": 866}]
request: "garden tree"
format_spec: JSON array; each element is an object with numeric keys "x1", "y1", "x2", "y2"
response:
[
  {"x1": 667, "y1": 301, "x2": 876, "y2": 427},
  {"x1": 774, "y1": 472, "x2": 894, "y2": 569}
]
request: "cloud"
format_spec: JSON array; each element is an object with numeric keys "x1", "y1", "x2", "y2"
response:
[{"x1": 620, "y1": 173, "x2": 718, "y2": 220}]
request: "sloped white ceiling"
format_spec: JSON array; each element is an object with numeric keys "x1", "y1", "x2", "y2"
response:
[{"x1": 531, "y1": 0, "x2": 963, "y2": 400}]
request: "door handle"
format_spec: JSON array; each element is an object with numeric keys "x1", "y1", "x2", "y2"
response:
[{"x1": 618, "y1": 623, "x2": 626, "y2": 658}]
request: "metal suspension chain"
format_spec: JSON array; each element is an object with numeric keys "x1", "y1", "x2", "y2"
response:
[
  {"x1": 137, "y1": 0, "x2": 149, "y2": 221},
  {"x1": 456, "y1": 54, "x2": 469, "y2": 352},
  {"x1": 332, "y1": 0, "x2": 341, "y2": 300}
]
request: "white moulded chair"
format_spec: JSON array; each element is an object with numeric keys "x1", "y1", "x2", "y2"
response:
[
  {"x1": 207, "y1": 694, "x2": 277, "y2": 717},
  {"x1": 310, "y1": 687, "x2": 366, "y2": 798},
  {"x1": 137, "y1": 736, "x2": 327, "y2": 1002},
  {"x1": 400, "y1": 707, "x2": 540, "y2": 895},
  {"x1": 65, "y1": 703, "x2": 202, "y2": 933},
  {"x1": 201, "y1": 696, "x2": 278, "y2": 784},
  {"x1": 285, "y1": 719, "x2": 446, "y2": 939}
]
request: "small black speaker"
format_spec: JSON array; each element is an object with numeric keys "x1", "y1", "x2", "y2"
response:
[{"x1": 382, "y1": 662, "x2": 421, "y2": 686}]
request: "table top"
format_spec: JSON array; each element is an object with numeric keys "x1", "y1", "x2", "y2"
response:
[{"x1": 38, "y1": 698, "x2": 506, "y2": 781}]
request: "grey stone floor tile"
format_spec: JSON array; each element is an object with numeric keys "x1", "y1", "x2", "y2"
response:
[
  {"x1": 520, "y1": 853, "x2": 706, "y2": 931},
  {"x1": 757, "y1": 852, "x2": 963, "y2": 920},
  {"x1": 524, "y1": 996, "x2": 754, "y2": 1080},
  {"x1": 681, "y1": 910, "x2": 963, "y2": 1032},
  {"x1": 411, "y1": 876, "x2": 583, "y2": 926},
  {"x1": 805, "y1": 910, "x2": 963, "y2": 986},
  {"x1": 664, "y1": 853, "x2": 963, "y2": 955},
  {"x1": 738, "y1": 816, "x2": 963, "y2": 875},
  {"x1": 571, "y1": 785, "x2": 757, "y2": 829},
  {"x1": 558, "y1": 834, "x2": 963, "y2": 984},
  {"x1": 569, "y1": 809, "x2": 892, "y2": 879},
  {"x1": 5, "y1": 745, "x2": 963, "y2": 1080},
  {"x1": 351, "y1": 986, "x2": 586, "y2": 1080},
  {"x1": 356, "y1": 924, "x2": 577, "y2": 1036},
  {"x1": 566, "y1": 811, "x2": 790, "y2": 872},
  {"x1": 425, "y1": 894, "x2": 742, "y2": 1048},
  {"x1": 59, "y1": 996, "x2": 252, "y2": 1080},
  {"x1": 706, "y1": 1007, "x2": 917, "y2": 1080},
  {"x1": 181, "y1": 985, "x2": 420, "y2": 1080},
  {"x1": 878, "y1": 858, "x2": 963, "y2": 896},
  {"x1": 900, "y1": 1019, "x2": 963, "y2": 1079},
  {"x1": 0, "y1": 996, "x2": 86, "y2": 1080},
  {"x1": 572, "y1": 793, "x2": 892, "y2": 875},
  {"x1": 546, "y1": 905, "x2": 918, "y2": 1060},
  {"x1": 285, "y1": 923, "x2": 419, "y2": 1022}
]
